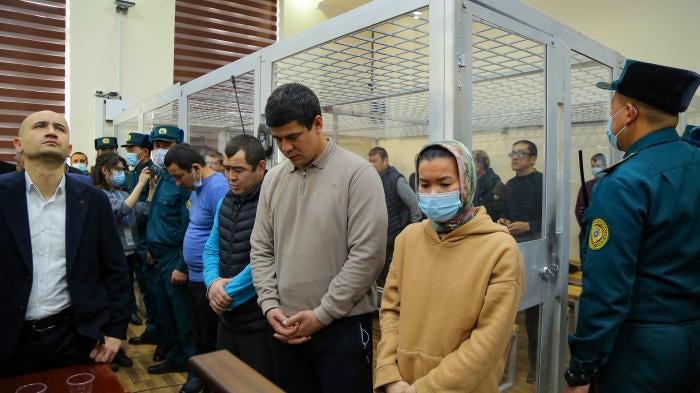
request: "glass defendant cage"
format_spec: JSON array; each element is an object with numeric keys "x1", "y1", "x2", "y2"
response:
[{"x1": 112, "y1": 1, "x2": 650, "y2": 391}]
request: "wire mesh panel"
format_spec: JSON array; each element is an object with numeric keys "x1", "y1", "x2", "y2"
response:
[
  {"x1": 143, "y1": 101, "x2": 180, "y2": 133},
  {"x1": 272, "y1": 7, "x2": 430, "y2": 175},
  {"x1": 187, "y1": 70, "x2": 255, "y2": 154},
  {"x1": 472, "y1": 18, "x2": 545, "y2": 132},
  {"x1": 114, "y1": 116, "x2": 140, "y2": 150}
]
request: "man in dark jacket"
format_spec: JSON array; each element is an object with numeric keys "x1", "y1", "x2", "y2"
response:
[
  {"x1": 0, "y1": 111, "x2": 129, "y2": 376},
  {"x1": 203, "y1": 134, "x2": 274, "y2": 380},
  {"x1": 472, "y1": 150, "x2": 506, "y2": 220},
  {"x1": 368, "y1": 147, "x2": 421, "y2": 288}
]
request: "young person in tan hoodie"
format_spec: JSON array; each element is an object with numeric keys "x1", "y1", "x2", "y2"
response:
[{"x1": 374, "y1": 140, "x2": 525, "y2": 393}]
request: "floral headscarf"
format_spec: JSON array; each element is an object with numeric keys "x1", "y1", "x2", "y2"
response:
[{"x1": 416, "y1": 139, "x2": 477, "y2": 233}]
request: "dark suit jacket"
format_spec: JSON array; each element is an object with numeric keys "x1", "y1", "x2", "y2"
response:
[{"x1": 0, "y1": 171, "x2": 130, "y2": 367}]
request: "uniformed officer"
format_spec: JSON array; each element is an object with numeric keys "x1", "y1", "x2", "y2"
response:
[
  {"x1": 145, "y1": 125, "x2": 196, "y2": 375},
  {"x1": 565, "y1": 60, "x2": 700, "y2": 393},
  {"x1": 121, "y1": 133, "x2": 164, "y2": 349},
  {"x1": 95, "y1": 136, "x2": 118, "y2": 156}
]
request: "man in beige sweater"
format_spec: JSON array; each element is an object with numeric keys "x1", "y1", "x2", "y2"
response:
[{"x1": 250, "y1": 83, "x2": 387, "y2": 393}]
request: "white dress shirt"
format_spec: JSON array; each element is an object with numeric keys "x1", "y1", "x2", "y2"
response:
[{"x1": 24, "y1": 172, "x2": 71, "y2": 320}]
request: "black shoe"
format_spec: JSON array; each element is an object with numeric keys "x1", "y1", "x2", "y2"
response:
[
  {"x1": 180, "y1": 376, "x2": 203, "y2": 393},
  {"x1": 153, "y1": 345, "x2": 166, "y2": 362},
  {"x1": 148, "y1": 361, "x2": 186, "y2": 375},
  {"x1": 110, "y1": 363, "x2": 120, "y2": 372},
  {"x1": 113, "y1": 348, "x2": 133, "y2": 368},
  {"x1": 130, "y1": 313, "x2": 143, "y2": 326},
  {"x1": 129, "y1": 332, "x2": 159, "y2": 345}
]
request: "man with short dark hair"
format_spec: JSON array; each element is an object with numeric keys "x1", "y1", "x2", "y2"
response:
[
  {"x1": 472, "y1": 149, "x2": 506, "y2": 220},
  {"x1": 69, "y1": 152, "x2": 89, "y2": 174},
  {"x1": 145, "y1": 126, "x2": 195, "y2": 377},
  {"x1": 203, "y1": 134, "x2": 274, "y2": 381},
  {"x1": 565, "y1": 60, "x2": 700, "y2": 393},
  {"x1": 574, "y1": 153, "x2": 607, "y2": 229},
  {"x1": 497, "y1": 139, "x2": 543, "y2": 384},
  {"x1": 165, "y1": 143, "x2": 229, "y2": 392},
  {"x1": 251, "y1": 83, "x2": 387, "y2": 393},
  {"x1": 0, "y1": 111, "x2": 130, "y2": 376},
  {"x1": 368, "y1": 146, "x2": 420, "y2": 288}
]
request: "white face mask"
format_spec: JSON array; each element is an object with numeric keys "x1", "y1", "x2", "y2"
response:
[{"x1": 151, "y1": 149, "x2": 168, "y2": 168}]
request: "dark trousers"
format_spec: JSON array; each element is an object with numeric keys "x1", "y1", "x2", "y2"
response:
[
  {"x1": 126, "y1": 253, "x2": 138, "y2": 315},
  {"x1": 217, "y1": 322, "x2": 275, "y2": 382},
  {"x1": 134, "y1": 247, "x2": 162, "y2": 340},
  {"x1": 270, "y1": 313, "x2": 373, "y2": 393},
  {"x1": 592, "y1": 318, "x2": 700, "y2": 393},
  {"x1": 0, "y1": 310, "x2": 95, "y2": 377},
  {"x1": 187, "y1": 281, "x2": 218, "y2": 356},
  {"x1": 525, "y1": 305, "x2": 539, "y2": 373},
  {"x1": 152, "y1": 248, "x2": 196, "y2": 367}
]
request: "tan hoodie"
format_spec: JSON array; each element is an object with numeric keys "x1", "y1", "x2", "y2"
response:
[{"x1": 374, "y1": 207, "x2": 525, "y2": 393}]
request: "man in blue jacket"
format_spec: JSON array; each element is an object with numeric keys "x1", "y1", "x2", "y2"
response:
[
  {"x1": 203, "y1": 135, "x2": 274, "y2": 381},
  {"x1": 565, "y1": 60, "x2": 700, "y2": 393},
  {"x1": 165, "y1": 143, "x2": 229, "y2": 392}
]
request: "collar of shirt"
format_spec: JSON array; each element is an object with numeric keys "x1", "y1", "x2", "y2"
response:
[
  {"x1": 25, "y1": 171, "x2": 66, "y2": 202},
  {"x1": 624, "y1": 127, "x2": 679, "y2": 158},
  {"x1": 287, "y1": 138, "x2": 336, "y2": 173}
]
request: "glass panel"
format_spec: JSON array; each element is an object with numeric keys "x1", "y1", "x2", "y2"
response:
[
  {"x1": 470, "y1": 18, "x2": 546, "y2": 393},
  {"x1": 114, "y1": 116, "x2": 139, "y2": 155},
  {"x1": 143, "y1": 100, "x2": 179, "y2": 133},
  {"x1": 685, "y1": 94, "x2": 700, "y2": 137},
  {"x1": 565, "y1": 50, "x2": 612, "y2": 379},
  {"x1": 187, "y1": 71, "x2": 255, "y2": 154},
  {"x1": 568, "y1": 52, "x2": 612, "y2": 267},
  {"x1": 471, "y1": 18, "x2": 546, "y2": 240}
]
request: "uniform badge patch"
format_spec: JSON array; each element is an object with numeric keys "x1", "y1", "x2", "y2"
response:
[{"x1": 589, "y1": 218, "x2": 609, "y2": 250}]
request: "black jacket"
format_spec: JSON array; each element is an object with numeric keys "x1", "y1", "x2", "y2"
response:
[
  {"x1": 218, "y1": 181, "x2": 267, "y2": 333},
  {"x1": 474, "y1": 168, "x2": 506, "y2": 221},
  {"x1": 0, "y1": 171, "x2": 130, "y2": 367}
]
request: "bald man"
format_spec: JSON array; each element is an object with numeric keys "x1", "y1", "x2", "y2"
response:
[{"x1": 0, "y1": 111, "x2": 130, "y2": 377}]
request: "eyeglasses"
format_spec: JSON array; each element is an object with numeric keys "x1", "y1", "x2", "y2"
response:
[{"x1": 508, "y1": 151, "x2": 532, "y2": 159}]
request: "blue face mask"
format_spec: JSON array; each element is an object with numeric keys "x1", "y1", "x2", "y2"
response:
[
  {"x1": 418, "y1": 190, "x2": 462, "y2": 222},
  {"x1": 112, "y1": 170, "x2": 126, "y2": 186},
  {"x1": 606, "y1": 106, "x2": 630, "y2": 149},
  {"x1": 73, "y1": 163, "x2": 88, "y2": 173},
  {"x1": 124, "y1": 152, "x2": 139, "y2": 167},
  {"x1": 591, "y1": 167, "x2": 605, "y2": 179}
]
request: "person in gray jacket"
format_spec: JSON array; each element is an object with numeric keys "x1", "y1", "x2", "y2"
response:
[
  {"x1": 250, "y1": 83, "x2": 387, "y2": 393},
  {"x1": 92, "y1": 152, "x2": 153, "y2": 369}
]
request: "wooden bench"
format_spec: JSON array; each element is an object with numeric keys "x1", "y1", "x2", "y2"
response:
[{"x1": 189, "y1": 350, "x2": 284, "y2": 393}]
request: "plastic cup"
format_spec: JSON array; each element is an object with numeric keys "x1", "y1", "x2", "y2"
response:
[
  {"x1": 15, "y1": 383, "x2": 47, "y2": 393},
  {"x1": 66, "y1": 373, "x2": 95, "y2": 393}
]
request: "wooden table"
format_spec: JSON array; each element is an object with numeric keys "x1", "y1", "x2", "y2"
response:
[{"x1": 0, "y1": 364, "x2": 126, "y2": 393}]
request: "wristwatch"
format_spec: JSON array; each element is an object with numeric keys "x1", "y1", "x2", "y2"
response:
[{"x1": 564, "y1": 369, "x2": 590, "y2": 387}]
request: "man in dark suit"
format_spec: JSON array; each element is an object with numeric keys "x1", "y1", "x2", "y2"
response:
[{"x1": 0, "y1": 110, "x2": 130, "y2": 377}]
